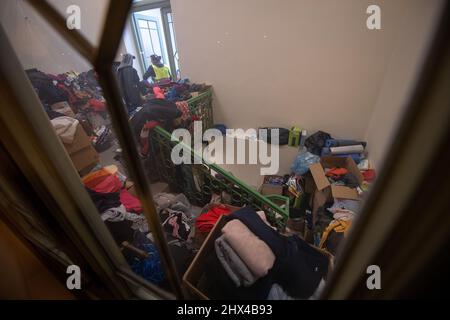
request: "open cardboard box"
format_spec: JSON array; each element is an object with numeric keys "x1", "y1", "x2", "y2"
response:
[
  {"x1": 309, "y1": 156, "x2": 364, "y2": 225},
  {"x1": 63, "y1": 125, "x2": 99, "y2": 174},
  {"x1": 63, "y1": 125, "x2": 93, "y2": 154},
  {"x1": 309, "y1": 156, "x2": 364, "y2": 200}
]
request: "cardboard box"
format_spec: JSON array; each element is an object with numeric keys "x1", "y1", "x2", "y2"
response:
[
  {"x1": 309, "y1": 156, "x2": 363, "y2": 224},
  {"x1": 310, "y1": 156, "x2": 363, "y2": 200},
  {"x1": 62, "y1": 124, "x2": 99, "y2": 173},
  {"x1": 183, "y1": 214, "x2": 229, "y2": 299},
  {"x1": 183, "y1": 214, "x2": 334, "y2": 299},
  {"x1": 258, "y1": 175, "x2": 284, "y2": 197},
  {"x1": 63, "y1": 125, "x2": 93, "y2": 154},
  {"x1": 69, "y1": 146, "x2": 99, "y2": 172}
]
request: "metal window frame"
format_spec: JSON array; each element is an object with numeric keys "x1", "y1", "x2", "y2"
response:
[
  {"x1": 133, "y1": 13, "x2": 166, "y2": 70},
  {"x1": 160, "y1": 6, "x2": 178, "y2": 79},
  {"x1": 129, "y1": 0, "x2": 172, "y2": 75},
  {"x1": 2, "y1": 0, "x2": 448, "y2": 301},
  {"x1": 24, "y1": 0, "x2": 184, "y2": 299}
]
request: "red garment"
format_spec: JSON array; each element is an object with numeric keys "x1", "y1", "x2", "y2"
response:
[
  {"x1": 175, "y1": 101, "x2": 190, "y2": 121},
  {"x1": 84, "y1": 173, "x2": 122, "y2": 193},
  {"x1": 120, "y1": 188, "x2": 142, "y2": 213},
  {"x1": 195, "y1": 205, "x2": 231, "y2": 233},
  {"x1": 88, "y1": 98, "x2": 106, "y2": 112},
  {"x1": 153, "y1": 86, "x2": 165, "y2": 99},
  {"x1": 325, "y1": 167, "x2": 348, "y2": 178},
  {"x1": 362, "y1": 169, "x2": 376, "y2": 182},
  {"x1": 140, "y1": 120, "x2": 160, "y2": 156}
]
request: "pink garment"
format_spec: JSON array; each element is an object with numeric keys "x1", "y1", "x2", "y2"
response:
[
  {"x1": 90, "y1": 174, "x2": 122, "y2": 193},
  {"x1": 119, "y1": 188, "x2": 142, "y2": 213},
  {"x1": 222, "y1": 219, "x2": 275, "y2": 278},
  {"x1": 168, "y1": 216, "x2": 180, "y2": 239}
]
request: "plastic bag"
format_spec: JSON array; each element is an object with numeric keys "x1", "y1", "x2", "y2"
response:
[{"x1": 291, "y1": 150, "x2": 320, "y2": 175}]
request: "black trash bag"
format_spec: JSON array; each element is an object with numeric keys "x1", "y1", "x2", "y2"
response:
[
  {"x1": 258, "y1": 127, "x2": 290, "y2": 145},
  {"x1": 304, "y1": 131, "x2": 331, "y2": 156}
]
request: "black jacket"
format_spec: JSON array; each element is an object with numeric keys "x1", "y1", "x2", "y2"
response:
[{"x1": 117, "y1": 66, "x2": 141, "y2": 110}]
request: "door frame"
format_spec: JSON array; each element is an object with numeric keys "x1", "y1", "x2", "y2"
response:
[
  {"x1": 129, "y1": 0, "x2": 178, "y2": 79},
  {"x1": 132, "y1": 13, "x2": 166, "y2": 71}
]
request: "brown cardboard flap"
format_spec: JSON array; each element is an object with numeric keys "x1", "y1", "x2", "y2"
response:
[
  {"x1": 183, "y1": 215, "x2": 229, "y2": 299},
  {"x1": 70, "y1": 146, "x2": 99, "y2": 172},
  {"x1": 344, "y1": 157, "x2": 364, "y2": 184},
  {"x1": 259, "y1": 184, "x2": 283, "y2": 196},
  {"x1": 330, "y1": 185, "x2": 359, "y2": 200},
  {"x1": 309, "y1": 163, "x2": 330, "y2": 191},
  {"x1": 63, "y1": 125, "x2": 92, "y2": 155}
]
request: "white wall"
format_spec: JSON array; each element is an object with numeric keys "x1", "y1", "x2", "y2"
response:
[
  {"x1": 171, "y1": 0, "x2": 444, "y2": 173},
  {"x1": 0, "y1": 0, "x2": 112, "y2": 73},
  {"x1": 364, "y1": 1, "x2": 444, "y2": 170},
  {"x1": 0, "y1": 0, "x2": 444, "y2": 177}
]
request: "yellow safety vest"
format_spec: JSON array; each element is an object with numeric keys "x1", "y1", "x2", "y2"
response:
[{"x1": 151, "y1": 64, "x2": 171, "y2": 81}]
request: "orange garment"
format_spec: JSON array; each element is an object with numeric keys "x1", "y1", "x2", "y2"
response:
[
  {"x1": 319, "y1": 220, "x2": 352, "y2": 249},
  {"x1": 325, "y1": 167, "x2": 348, "y2": 178},
  {"x1": 82, "y1": 166, "x2": 121, "y2": 192}
]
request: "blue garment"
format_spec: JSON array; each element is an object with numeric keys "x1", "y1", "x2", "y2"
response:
[
  {"x1": 166, "y1": 87, "x2": 179, "y2": 101},
  {"x1": 320, "y1": 147, "x2": 362, "y2": 163},
  {"x1": 129, "y1": 232, "x2": 165, "y2": 284},
  {"x1": 213, "y1": 124, "x2": 227, "y2": 135}
]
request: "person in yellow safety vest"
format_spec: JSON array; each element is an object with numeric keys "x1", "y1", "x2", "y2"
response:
[{"x1": 143, "y1": 54, "x2": 172, "y2": 85}]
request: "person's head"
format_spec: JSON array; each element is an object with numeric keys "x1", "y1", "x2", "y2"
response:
[
  {"x1": 119, "y1": 53, "x2": 135, "y2": 69},
  {"x1": 150, "y1": 54, "x2": 162, "y2": 65}
]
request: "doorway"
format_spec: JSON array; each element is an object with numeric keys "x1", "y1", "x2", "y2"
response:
[{"x1": 131, "y1": 4, "x2": 180, "y2": 81}]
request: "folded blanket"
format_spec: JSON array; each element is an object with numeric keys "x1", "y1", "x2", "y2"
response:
[
  {"x1": 215, "y1": 236, "x2": 257, "y2": 287},
  {"x1": 222, "y1": 219, "x2": 275, "y2": 278}
]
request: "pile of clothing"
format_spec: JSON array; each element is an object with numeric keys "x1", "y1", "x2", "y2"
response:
[
  {"x1": 83, "y1": 166, "x2": 145, "y2": 232},
  {"x1": 288, "y1": 130, "x2": 377, "y2": 252},
  {"x1": 129, "y1": 96, "x2": 203, "y2": 157},
  {"x1": 82, "y1": 166, "x2": 199, "y2": 285},
  {"x1": 164, "y1": 79, "x2": 208, "y2": 102},
  {"x1": 26, "y1": 68, "x2": 106, "y2": 114},
  {"x1": 324, "y1": 166, "x2": 360, "y2": 188},
  {"x1": 315, "y1": 198, "x2": 360, "y2": 255},
  {"x1": 197, "y1": 207, "x2": 329, "y2": 300},
  {"x1": 153, "y1": 192, "x2": 200, "y2": 278},
  {"x1": 26, "y1": 68, "x2": 110, "y2": 151},
  {"x1": 82, "y1": 166, "x2": 158, "y2": 284}
]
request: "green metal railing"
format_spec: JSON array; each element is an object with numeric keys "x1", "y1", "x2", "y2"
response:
[
  {"x1": 149, "y1": 125, "x2": 289, "y2": 230},
  {"x1": 186, "y1": 87, "x2": 213, "y2": 131}
]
